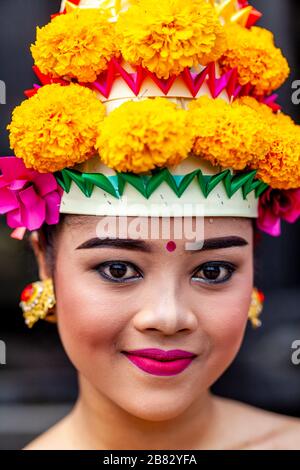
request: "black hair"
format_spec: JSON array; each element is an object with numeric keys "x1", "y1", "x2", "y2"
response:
[{"x1": 36, "y1": 213, "x2": 67, "y2": 277}]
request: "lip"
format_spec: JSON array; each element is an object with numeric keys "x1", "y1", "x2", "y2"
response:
[{"x1": 122, "y1": 348, "x2": 197, "y2": 376}]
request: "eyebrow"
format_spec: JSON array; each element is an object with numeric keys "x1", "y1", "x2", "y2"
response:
[{"x1": 76, "y1": 236, "x2": 248, "y2": 252}]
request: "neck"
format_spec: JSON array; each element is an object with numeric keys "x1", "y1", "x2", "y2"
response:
[{"x1": 69, "y1": 375, "x2": 219, "y2": 450}]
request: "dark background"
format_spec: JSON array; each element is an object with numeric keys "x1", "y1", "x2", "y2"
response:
[{"x1": 0, "y1": 0, "x2": 300, "y2": 450}]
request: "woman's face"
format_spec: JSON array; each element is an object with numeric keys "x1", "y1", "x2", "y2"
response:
[{"x1": 50, "y1": 215, "x2": 253, "y2": 421}]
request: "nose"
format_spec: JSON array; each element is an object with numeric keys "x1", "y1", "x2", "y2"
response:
[{"x1": 132, "y1": 283, "x2": 198, "y2": 336}]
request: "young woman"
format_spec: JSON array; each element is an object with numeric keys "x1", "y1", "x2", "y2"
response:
[
  {"x1": 1, "y1": 0, "x2": 300, "y2": 450},
  {"x1": 22, "y1": 214, "x2": 300, "y2": 450}
]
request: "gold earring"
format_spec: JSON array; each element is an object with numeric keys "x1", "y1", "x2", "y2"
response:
[
  {"x1": 248, "y1": 288, "x2": 264, "y2": 328},
  {"x1": 19, "y1": 278, "x2": 57, "y2": 328}
]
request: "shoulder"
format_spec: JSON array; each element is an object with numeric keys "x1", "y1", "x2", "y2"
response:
[
  {"x1": 23, "y1": 413, "x2": 74, "y2": 450},
  {"x1": 214, "y1": 395, "x2": 300, "y2": 450}
]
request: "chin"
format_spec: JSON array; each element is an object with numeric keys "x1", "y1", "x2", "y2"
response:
[{"x1": 113, "y1": 392, "x2": 195, "y2": 422}]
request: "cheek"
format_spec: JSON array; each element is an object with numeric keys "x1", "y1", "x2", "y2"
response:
[
  {"x1": 205, "y1": 288, "x2": 251, "y2": 349},
  {"x1": 196, "y1": 268, "x2": 253, "y2": 385},
  {"x1": 54, "y1": 257, "x2": 125, "y2": 371}
]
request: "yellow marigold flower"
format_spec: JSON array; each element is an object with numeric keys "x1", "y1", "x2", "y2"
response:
[
  {"x1": 31, "y1": 9, "x2": 118, "y2": 83},
  {"x1": 238, "y1": 98, "x2": 300, "y2": 189},
  {"x1": 236, "y1": 96, "x2": 275, "y2": 118},
  {"x1": 8, "y1": 84, "x2": 105, "y2": 173},
  {"x1": 96, "y1": 98, "x2": 194, "y2": 173},
  {"x1": 189, "y1": 96, "x2": 269, "y2": 170},
  {"x1": 219, "y1": 25, "x2": 290, "y2": 96},
  {"x1": 254, "y1": 128, "x2": 300, "y2": 190},
  {"x1": 237, "y1": 96, "x2": 296, "y2": 128},
  {"x1": 116, "y1": 0, "x2": 226, "y2": 79}
]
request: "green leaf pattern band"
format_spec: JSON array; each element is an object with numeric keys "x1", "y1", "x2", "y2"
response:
[{"x1": 54, "y1": 167, "x2": 269, "y2": 201}]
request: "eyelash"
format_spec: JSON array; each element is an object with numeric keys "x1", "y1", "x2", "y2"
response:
[
  {"x1": 94, "y1": 260, "x2": 237, "y2": 285},
  {"x1": 191, "y1": 261, "x2": 236, "y2": 285},
  {"x1": 95, "y1": 261, "x2": 143, "y2": 284}
]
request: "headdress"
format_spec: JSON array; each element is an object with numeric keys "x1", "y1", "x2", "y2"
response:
[{"x1": 1, "y1": 0, "x2": 299, "y2": 239}]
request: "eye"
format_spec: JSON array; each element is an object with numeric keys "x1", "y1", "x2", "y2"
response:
[
  {"x1": 192, "y1": 261, "x2": 236, "y2": 285},
  {"x1": 95, "y1": 261, "x2": 142, "y2": 283}
]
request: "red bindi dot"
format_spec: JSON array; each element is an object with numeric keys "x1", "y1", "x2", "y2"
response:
[{"x1": 166, "y1": 241, "x2": 176, "y2": 252}]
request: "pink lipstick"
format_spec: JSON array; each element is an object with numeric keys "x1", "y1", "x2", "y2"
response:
[{"x1": 122, "y1": 348, "x2": 197, "y2": 376}]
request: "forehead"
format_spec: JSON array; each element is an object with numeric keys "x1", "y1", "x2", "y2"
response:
[{"x1": 61, "y1": 215, "x2": 253, "y2": 246}]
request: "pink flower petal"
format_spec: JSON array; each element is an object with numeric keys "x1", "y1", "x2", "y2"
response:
[
  {"x1": 258, "y1": 188, "x2": 300, "y2": 236},
  {"x1": 6, "y1": 208, "x2": 23, "y2": 228},
  {"x1": 0, "y1": 187, "x2": 19, "y2": 213},
  {"x1": 0, "y1": 156, "x2": 32, "y2": 181},
  {"x1": 282, "y1": 190, "x2": 300, "y2": 222},
  {"x1": 0, "y1": 177, "x2": 9, "y2": 189},
  {"x1": 18, "y1": 186, "x2": 46, "y2": 230},
  {"x1": 257, "y1": 216, "x2": 281, "y2": 237},
  {"x1": 44, "y1": 191, "x2": 62, "y2": 225},
  {"x1": 9, "y1": 179, "x2": 28, "y2": 191},
  {"x1": 32, "y1": 173, "x2": 58, "y2": 197}
]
